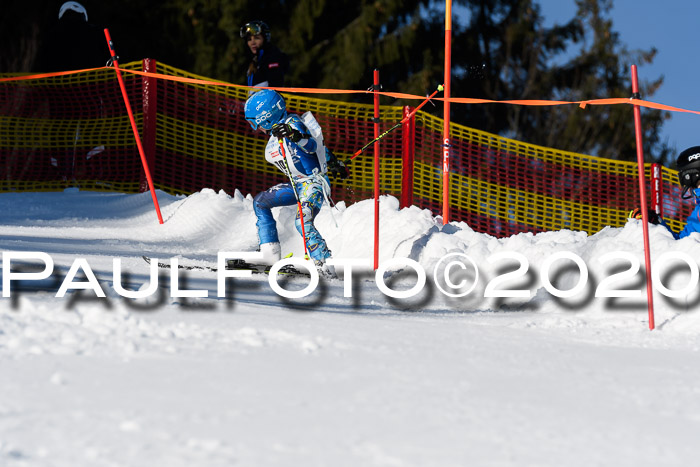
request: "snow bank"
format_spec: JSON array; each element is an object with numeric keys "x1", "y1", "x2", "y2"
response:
[
  {"x1": 2, "y1": 189, "x2": 700, "y2": 467},
  {"x1": 3, "y1": 188, "x2": 700, "y2": 333}
]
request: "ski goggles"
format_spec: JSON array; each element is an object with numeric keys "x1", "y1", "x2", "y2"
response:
[{"x1": 240, "y1": 23, "x2": 264, "y2": 39}]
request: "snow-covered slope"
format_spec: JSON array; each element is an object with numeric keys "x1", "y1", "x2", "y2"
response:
[{"x1": 1, "y1": 188, "x2": 699, "y2": 466}]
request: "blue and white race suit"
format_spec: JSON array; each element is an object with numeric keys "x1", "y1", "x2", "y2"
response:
[{"x1": 253, "y1": 112, "x2": 333, "y2": 262}]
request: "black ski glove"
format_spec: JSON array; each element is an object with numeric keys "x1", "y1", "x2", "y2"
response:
[
  {"x1": 326, "y1": 149, "x2": 349, "y2": 180},
  {"x1": 271, "y1": 123, "x2": 302, "y2": 143},
  {"x1": 629, "y1": 208, "x2": 660, "y2": 225}
]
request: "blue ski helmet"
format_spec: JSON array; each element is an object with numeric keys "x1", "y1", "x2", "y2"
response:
[{"x1": 244, "y1": 89, "x2": 286, "y2": 131}]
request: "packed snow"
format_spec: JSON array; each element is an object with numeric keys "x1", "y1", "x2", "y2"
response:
[{"x1": 1, "y1": 187, "x2": 700, "y2": 467}]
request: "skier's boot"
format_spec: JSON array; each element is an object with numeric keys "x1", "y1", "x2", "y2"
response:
[
  {"x1": 259, "y1": 241, "x2": 281, "y2": 266},
  {"x1": 227, "y1": 242, "x2": 281, "y2": 270},
  {"x1": 314, "y1": 258, "x2": 337, "y2": 279}
]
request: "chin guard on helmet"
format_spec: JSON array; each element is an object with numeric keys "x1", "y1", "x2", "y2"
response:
[{"x1": 679, "y1": 169, "x2": 700, "y2": 199}]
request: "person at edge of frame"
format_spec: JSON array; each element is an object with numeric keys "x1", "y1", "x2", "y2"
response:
[
  {"x1": 34, "y1": 1, "x2": 107, "y2": 72},
  {"x1": 629, "y1": 146, "x2": 700, "y2": 239}
]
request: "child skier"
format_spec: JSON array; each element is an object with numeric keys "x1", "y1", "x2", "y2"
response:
[
  {"x1": 629, "y1": 145, "x2": 700, "y2": 239},
  {"x1": 243, "y1": 89, "x2": 348, "y2": 276}
]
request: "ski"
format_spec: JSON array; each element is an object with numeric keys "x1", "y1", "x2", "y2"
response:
[
  {"x1": 141, "y1": 256, "x2": 310, "y2": 277},
  {"x1": 142, "y1": 255, "x2": 219, "y2": 272}
]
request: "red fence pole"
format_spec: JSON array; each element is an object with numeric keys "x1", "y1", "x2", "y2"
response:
[
  {"x1": 631, "y1": 64, "x2": 655, "y2": 330},
  {"x1": 142, "y1": 58, "x2": 158, "y2": 194},
  {"x1": 104, "y1": 29, "x2": 163, "y2": 224},
  {"x1": 442, "y1": 0, "x2": 452, "y2": 224},
  {"x1": 651, "y1": 163, "x2": 663, "y2": 217},
  {"x1": 401, "y1": 105, "x2": 415, "y2": 209},
  {"x1": 373, "y1": 69, "x2": 380, "y2": 270}
]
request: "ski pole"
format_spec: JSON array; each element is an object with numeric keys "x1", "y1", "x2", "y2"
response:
[
  {"x1": 345, "y1": 84, "x2": 444, "y2": 164},
  {"x1": 278, "y1": 140, "x2": 309, "y2": 258}
]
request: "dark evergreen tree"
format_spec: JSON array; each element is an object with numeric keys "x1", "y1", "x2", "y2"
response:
[
  {"x1": 2, "y1": 0, "x2": 672, "y2": 162},
  {"x1": 448, "y1": 0, "x2": 671, "y2": 162}
]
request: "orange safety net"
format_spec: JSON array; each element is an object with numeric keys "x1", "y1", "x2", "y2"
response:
[{"x1": 0, "y1": 61, "x2": 693, "y2": 237}]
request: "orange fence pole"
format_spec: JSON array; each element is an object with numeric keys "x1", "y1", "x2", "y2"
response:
[
  {"x1": 631, "y1": 64, "x2": 656, "y2": 330},
  {"x1": 442, "y1": 0, "x2": 452, "y2": 224},
  {"x1": 373, "y1": 69, "x2": 381, "y2": 270}
]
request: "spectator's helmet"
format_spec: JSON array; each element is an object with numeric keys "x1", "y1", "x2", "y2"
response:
[
  {"x1": 244, "y1": 89, "x2": 286, "y2": 131},
  {"x1": 677, "y1": 146, "x2": 700, "y2": 198},
  {"x1": 58, "y1": 1, "x2": 88, "y2": 21},
  {"x1": 240, "y1": 21, "x2": 271, "y2": 43}
]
